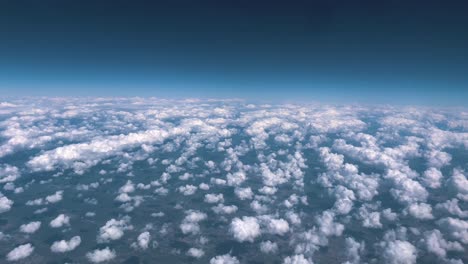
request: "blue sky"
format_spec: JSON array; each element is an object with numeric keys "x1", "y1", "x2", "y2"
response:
[{"x1": 0, "y1": 0, "x2": 467, "y2": 106}]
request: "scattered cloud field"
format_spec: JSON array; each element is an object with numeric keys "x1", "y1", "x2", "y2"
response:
[{"x1": 0, "y1": 98, "x2": 466, "y2": 263}]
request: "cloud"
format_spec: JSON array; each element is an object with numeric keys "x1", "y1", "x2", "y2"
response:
[
  {"x1": 97, "y1": 217, "x2": 133, "y2": 243},
  {"x1": 404, "y1": 203, "x2": 434, "y2": 220},
  {"x1": 19, "y1": 221, "x2": 41, "y2": 234},
  {"x1": 230, "y1": 216, "x2": 261, "y2": 242},
  {"x1": 187, "y1": 248, "x2": 205, "y2": 258},
  {"x1": 283, "y1": 254, "x2": 313, "y2": 264},
  {"x1": 136, "y1": 231, "x2": 150, "y2": 250},
  {"x1": 49, "y1": 214, "x2": 70, "y2": 228},
  {"x1": 234, "y1": 187, "x2": 253, "y2": 200},
  {"x1": 259, "y1": 240, "x2": 278, "y2": 254},
  {"x1": 180, "y1": 210, "x2": 207, "y2": 235},
  {"x1": 0, "y1": 165, "x2": 20, "y2": 183},
  {"x1": 6, "y1": 243, "x2": 34, "y2": 261},
  {"x1": 86, "y1": 247, "x2": 116, "y2": 263},
  {"x1": 381, "y1": 240, "x2": 417, "y2": 264},
  {"x1": 210, "y1": 254, "x2": 240, "y2": 264},
  {"x1": 50, "y1": 236, "x2": 81, "y2": 253},
  {"x1": 204, "y1": 193, "x2": 224, "y2": 204},
  {"x1": 264, "y1": 217, "x2": 290, "y2": 235},
  {"x1": 422, "y1": 230, "x2": 463, "y2": 258},
  {"x1": 0, "y1": 193, "x2": 13, "y2": 213},
  {"x1": 45, "y1": 190, "x2": 64, "y2": 203}
]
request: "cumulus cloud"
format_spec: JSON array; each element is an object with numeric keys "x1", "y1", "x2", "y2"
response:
[
  {"x1": 19, "y1": 221, "x2": 41, "y2": 234},
  {"x1": 0, "y1": 193, "x2": 13, "y2": 213},
  {"x1": 204, "y1": 193, "x2": 224, "y2": 203},
  {"x1": 97, "y1": 217, "x2": 133, "y2": 243},
  {"x1": 50, "y1": 236, "x2": 81, "y2": 253},
  {"x1": 0, "y1": 98, "x2": 467, "y2": 263},
  {"x1": 86, "y1": 247, "x2": 116, "y2": 263},
  {"x1": 187, "y1": 248, "x2": 205, "y2": 258},
  {"x1": 259, "y1": 240, "x2": 278, "y2": 253},
  {"x1": 136, "y1": 231, "x2": 150, "y2": 250},
  {"x1": 381, "y1": 240, "x2": 417, "y2": 264},
  {"x1": 405, "y1": 203, "x2": 434, "y2": 220},
  {"x1": 180, "y1": 210, "x2": 207, "y2": 235},
  {"x1": 230, "y1": 216, "x2": 261, "y2": 242},
  {"x1": 49, "y1": 214, "x2": 70, "y2": 228},
  {"x1": 6, "y1": 243, "x2": 34, "y2": 261},
  {"x1": 283, "y1": 254, "x2": 312, "y2": 264},
  {"x1": 210, "y1": 254, "x2": 240, "y2": 264}
]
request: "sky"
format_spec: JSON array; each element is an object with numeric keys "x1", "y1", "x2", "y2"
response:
[{"x1": 0, "y1": 0, "x2": 467, "y2": 105}]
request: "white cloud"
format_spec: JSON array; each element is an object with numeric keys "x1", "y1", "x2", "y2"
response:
[
  {"x1": 187, "y1": 248, "x2": 205, "y2": 258},
  {"x1": 210, "y1": 254, "x2": 240, "y2": 264},
  {"x1": 19, "y1": 221, "x2": 41, "y2": 234},
  {"x1": 45, "y1": 190, "x2": 63, "y2": 203},
  {"x1": 204, "y1": 193, "x2": 224, "y2": 204},
  {"x1": 6, "y1": 243, "x2": 34, "y2": 261},
  {"x1": 283, "y1": 254, "x2": 312, "y2": 264},
  {"x1": 435, "y1": 199, "x2": 468, "y2": 218},
  {"x1": 0, "y1": 165, "x2": 20, "y2": 183},
  {"x1": 422, "y1": 230, "x2": 463, "y2": 258},
  {"x1": 0, "y1": 193, "x2": 13, "y2": 213},
  {"x1": 136, "y1": 231, "x2": 150, "y2": 250},
  {"x1": 178, "y1": 185, "x2": 198, "y2": 196},
  {"x1": 422, "y1": 168, "x2": 443, "y2": 189},
  {"x1": 265, "y1": 218, "x2": 290, "y2": 235},
  {"x1": 180, "y1": 210, "x2": 207, "y2": 235},
  {"x1": 86, "y1": 247, "x2": 116, "y2": 263},
  {"x1": 49, "y1": 214, "x2": 70, "y2": 228},
  {"x1": 234, "y1": 187, "x2": 253, "y2": 200},
  {"x1": 437, "y1": 217, "x2": 468, "y2": 244},
  {"x1": 50, "y1": 236, "x2": 81, "y2": 253},
  {"x1": 230, "y1": 216, "x2": 261, "y2": 242},
  {"x1": 381, "y1": 240, "x2": 417, "y2": 264},
  {"x1": 259, "y1": 240, "x2": 278, "y2": 253},
  {"x1": 405, "y1": 203, "x2": 434, "y2": 220},
  {"x1": 97, "y1": 217, "x2": 133, "y2": 243}
]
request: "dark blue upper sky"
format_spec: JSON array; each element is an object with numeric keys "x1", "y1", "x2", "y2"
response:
[{"x1": 0, "y1": 0, "x2": 467, "y2": 105}]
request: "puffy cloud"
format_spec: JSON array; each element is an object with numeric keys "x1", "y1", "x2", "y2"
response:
[
  {"x1": 86, "y1": 247, "x2": 116, "y2": 263},
  {"x1": 283, "y1": 254, "x2": 312, "y2": 264},
  {"x1": 422, "y1": 168, "x2": 443, "y2": 189},
  {"x1": 265, "y1": 218, "x2": 290, "y2": 235},
  {"x1": 259, "y1": 240, "x2": 278, "y2": 253},
  {"x1": 230, "y1": 216, "x2": 261, "y2": 242},
  {"x1": 316, "y1": 211, "x2": 344, "y2": 236},
  {"x1": 450, "y1": 169, "x2": 468, "y2": 201},
  {"x1": 45, "y1": 190, "x2": 63, "y2": 203},
  {"x1": 6, "y1": 243, "x2": 34, "y2": 261},
  {"x1": 343, "y1": 237, "x2": 364, "y2": 264},
  {"x1": 187, "y1": 248, "x2": 205, "y2": 258},
  {"x1": 0, "y1": 165, "x2": 20, "y2": 183},
  {"x1": 49, "y1": 214, "x2": 70, "y2": 228},
  {"x1": 422, "y1": 230, "x2": 463, "y2": 258},
  {"x1": 234, "y1": 187, "x2": 253, "y2": 200},
  {"x1": 50, "y1": 236, "x2": 81, "y2": 253},
  {"x1": 437, "y1": 217, "x2": 468, "y2": 244},
  {"x1": 97, "y1": 217, "x2": 133, "y2": 243},
  {"x1": 0, "y1": 193, "x2": 13, "y2": 213},
  {"x1": 210, "y1": 254, "x2": 240, "y2": 264},
  {"x1": 136, "y1": 232, "x2": 151, "y2": 250},
  {"x1": 178, "y1": 185, "x2": 198, "y2": 196},
  {"x1": 381, "y1": 240, "x2": 417, "y2": 264},
  {"x1": 435, "y1": 199, "x2": 468, "y2": 218},
  {"x1": 404, "y1": 203, "x2": 434, "y2": 220},
  {"x1": 204, "y1": 193, "x2": 224, "y2": 204},
  {"x1": 212, "y1": 204, "x2": 238, "y2": 214},
  {"x1": 180, "y1": 210, "x2": 207, "y2": 235},
  {"x1": 19, "y1": 221, "x2": 41, "y2": 234}
]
